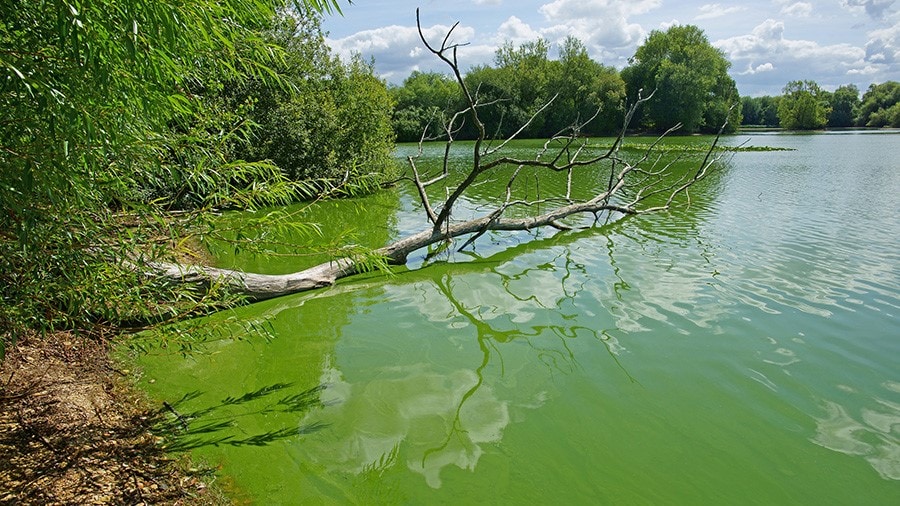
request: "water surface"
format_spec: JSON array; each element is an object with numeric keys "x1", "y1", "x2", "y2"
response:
[{"x1": 134, "y1": 132, "x2": 900, "y2": 504}]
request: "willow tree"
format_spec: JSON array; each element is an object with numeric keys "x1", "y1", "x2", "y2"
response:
[
  {"x1": 222, "y1": 10, "x2": 396, "y2": 188},
  {"x1": 156, "y1": 10, "x2": 732, "y2": 300},
  {"x1": 0, "y1": 0, "x2": 346, "y2": 352}
]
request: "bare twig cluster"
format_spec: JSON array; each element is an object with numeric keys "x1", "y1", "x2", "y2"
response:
[{"x1": 154, "y1": 10, "x2": 731, "y2": 300}]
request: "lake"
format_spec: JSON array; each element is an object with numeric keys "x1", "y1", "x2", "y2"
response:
[{"x1": 132, "y1": 131, "x2": 900, "y2": 504}]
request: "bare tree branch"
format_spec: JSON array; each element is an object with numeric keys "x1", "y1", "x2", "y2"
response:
[{"x1": 153, "y1": 14, "x2": 728, "y2": 301}]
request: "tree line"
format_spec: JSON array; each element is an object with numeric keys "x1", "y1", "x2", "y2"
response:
[
  {"x1": 743, "y1": 80, "x2": 900, "y2": 129},
  {"x1": 390, "y1": 24, "x2": 742, "y2": 142},
  {"x1": 389, "y1": 24, "x2": 899, "y2": 140}
]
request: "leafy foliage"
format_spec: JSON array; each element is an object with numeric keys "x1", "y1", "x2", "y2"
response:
[
  {"x1": 742, "y1": 80, "x2": 896, "y2": 130},
  {"x1": 622, "y1": 25, "x2": 741, "y2": 133},
  {"x1": 828, "y1": 84, "x2": 861, "y2": 128},
  {"x1": 0, "y1": 0, "x2": 355, "y2": 343},
  {"x1": 856, "y1": 81, "x2": 900, "y2": 127},
  {"x1": 392, "y1": 27, "x2": 748, "y2": 140},
  {"x1": 391, "y1": 36, "x2": 625, "y2": 142},
  {"x1": 777, "y1": 80, "x2": 830, "y2": 130},
  {"x1": 544, "y1": 37, "x2": 625, "y2": 136},
  {"x1": 390, "y1": 71, "x2": 460, "y2": 142},
  {"x1": 477, "y1": 38, "x2": 626, "y2": 138},
  {"x1": 224, "y1": 11, "x2": 397, "y2": 192},
  {"x1": 740, "y1": 95, "x2": 780, "y2": 127},
  {"x1": 489, "y1": 38, "x2": 554, "y2": 137}
]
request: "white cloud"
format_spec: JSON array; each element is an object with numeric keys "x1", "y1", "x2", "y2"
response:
[
  {"x1": 841, "y1": 0, "x2": 897, "y2": 20},
  {"x1": 739, "y1": 62, "x2": 776, "y2": 75},
  {"x1": 717, "y1": 19, "x2": 863, "y2": 63},
  {"x1": 530, "y1": 0, "x2": 663, "y2": 65},
  {"x1": 473, "y1": 0, "x2": 503, "y2": 5},
  {"x1": 660, "y1": 18, "x2": 682, "y2": 30},
  {"x1": 496, "y1": 16, "x2": 541, "y2": 43},
  {"x1": 695, "y1": 3, "x2": 747, "y2": 20},
  {"x1": 848, "y1": 64, "x2": 883, "y2": 74},
  {"x1": 397, "y1": 0, "x2": 666, "y2": 70},
  {"x1": 539, "y1": 0, "x2": 662, "y2": 20},
  {"x1": 716, "y1": 19, "x2": 871, "y2": 91},
  {"x1": 780, "y1": 2, "x2": 813, "y2": 17},
  {"x1": 327, "y1": 23, "x2": 491, "y2": 83},
  {"x1": 865, "y1": 19, "x2": 900, "y2": 64}
]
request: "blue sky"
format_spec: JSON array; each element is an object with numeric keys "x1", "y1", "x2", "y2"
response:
[{"x1": 322, "y1": 0, "x2": 900, "y2": 96}]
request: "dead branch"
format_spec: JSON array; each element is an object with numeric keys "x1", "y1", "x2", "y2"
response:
[{"x1": 152, "y1": 12, "x2": 730, "y2": 301}]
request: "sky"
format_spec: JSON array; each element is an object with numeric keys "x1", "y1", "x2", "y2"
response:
[{"x1": 321, "y1": 0, "x2": 900, "y2": 96}]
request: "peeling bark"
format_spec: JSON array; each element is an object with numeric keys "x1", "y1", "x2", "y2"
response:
[
  {"x1": 152, "y1": 259, "x2": 354, "y2": 300},
  {"x1": 153, "y1": 201, "x2": 640, "y2": 301}
]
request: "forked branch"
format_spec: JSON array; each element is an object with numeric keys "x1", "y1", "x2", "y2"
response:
[{"x1": 154, "y1": 12, "x2": 730, "y2": 301}]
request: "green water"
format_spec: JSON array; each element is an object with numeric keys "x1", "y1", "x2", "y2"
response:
[{"x1": 133, "y1": 132, "x2": 900, "y2": 504}]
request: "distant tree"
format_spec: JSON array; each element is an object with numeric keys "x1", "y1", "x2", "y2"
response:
[
  {"x1": 739, "y1": 95, "x2": 781, "y2": 127},
  {"x1": 856, "y1": 81, "x2": 900, "y2": 127},
  {"x1": 827, "y1": 84, "x2": 860, "y2": 127},
  {"x1": 494, "y1": 38, "x2": 553, "y2": 103},
  {"x1": 741, "y1": 96, "x2": 762, "y2": 125},
  {"x1": 459, "y1": 37, "x2": 624, "y2": 139},
  {"x1": 704, "y1": 70, "x2": 743, "y2": 131},
  {"x1": 777, "y1": 80, "x2": 830, "y2": 130},
  {"x1": 869, "y1": 102, "x2": 900, "y2": 127},
  {"x1": 758, "y1": 96, "x2": 781, "y2": 126},
  {"x1": 461, "y1": 64, "x2": 525, "y2": 139},
  {"x1": 492, "y1": 39, "x2": 554, "y2": 137},
  {"x1": 459, "y1": 40, "x2": 555, "y2": 139},
  {"x1": 390, "y1": 71, "x2": 460, "y2": 142},
  {"x1": 545, "y1": 37, "x2": 625, "y2": 136},
  {"x1": 622, "y1": 25, "x2": 741, "y2": 133}
]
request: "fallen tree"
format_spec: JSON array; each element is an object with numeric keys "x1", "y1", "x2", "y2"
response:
[{"x1": 155, "y1": 10, "x2": 731, "y2": 301}]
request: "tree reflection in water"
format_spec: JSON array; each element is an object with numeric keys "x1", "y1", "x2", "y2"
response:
[{"x1": 295, "y1": 240, "x2": 636, "y2": 488}]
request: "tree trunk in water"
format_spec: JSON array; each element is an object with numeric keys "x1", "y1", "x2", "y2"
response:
[
  {"x1": 152, "y1": 11, "x2": 731, "y2": 302},
  {"x1": 153, "y1": 202, "x2": 640, "y2": 301}
]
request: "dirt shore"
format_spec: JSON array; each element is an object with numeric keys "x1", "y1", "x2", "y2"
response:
[{"x1": 0, "y1": 331, "x2": 224, "y2": 505}]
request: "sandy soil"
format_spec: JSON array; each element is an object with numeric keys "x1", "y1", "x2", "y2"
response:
[{"x1": 0, "y1": 331, "x2": 224, "y2": 505}]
